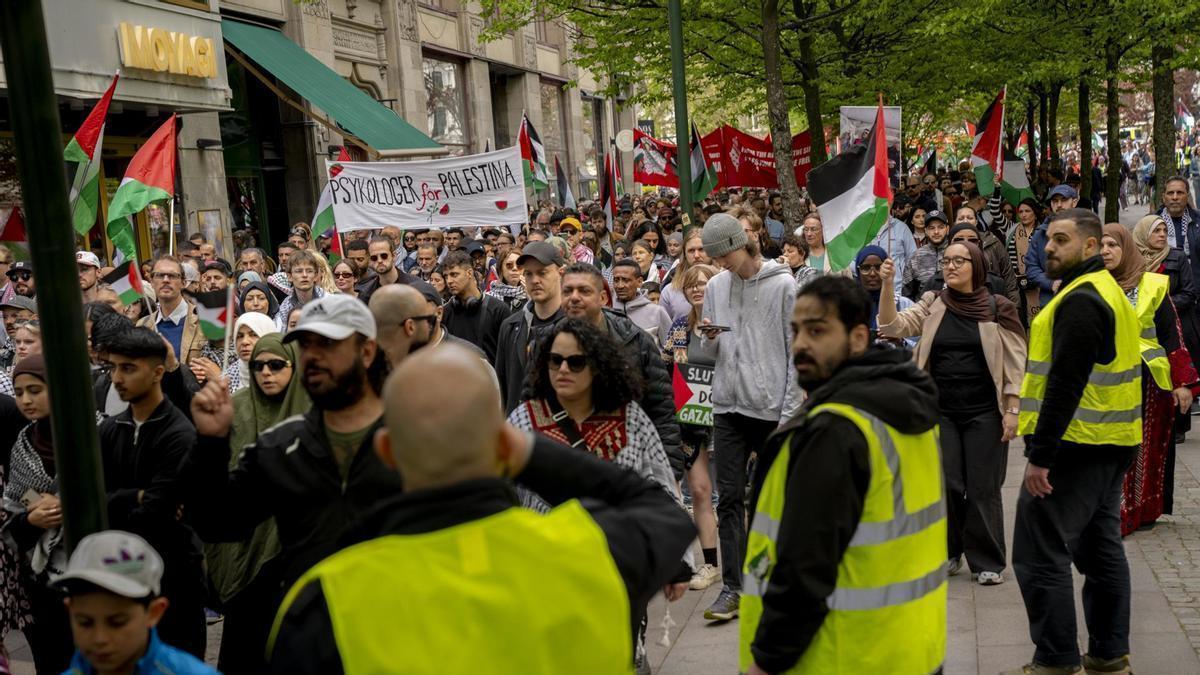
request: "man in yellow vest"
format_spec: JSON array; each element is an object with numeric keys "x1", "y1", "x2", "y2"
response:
[
  {"x1": 1007, "y1": 208, "x2": 1142, "y2": 675},
  {"x1": 267, "y1": 344, "x2": 696, "y2": 674},
  {"x1": 739, "y1": 275, "x2": 947, "y2": 674}
]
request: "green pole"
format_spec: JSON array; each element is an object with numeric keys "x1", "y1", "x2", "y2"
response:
[
  {"x1": 0, "y1": 0, "x2": 107, "y2": 550},
  {"x1": 668, "y1": 0, "x2": 692, "y2": 217}
]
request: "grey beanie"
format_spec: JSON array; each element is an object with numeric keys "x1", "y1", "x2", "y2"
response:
[{"x1": 702, "y1": 212, "x2": 748, "y2": 258}]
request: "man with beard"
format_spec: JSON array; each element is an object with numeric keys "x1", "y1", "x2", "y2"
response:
[
  {"x1": 355, "y1": 237, "x2": 417, "y2": 302},
  {"x1": 77, "y1": 251, "x2": 102, "y2": 302},
  {"x1": 187, "y1": 295, "x2": 403, "y2": 606},
  {"x1": 7, "y1": 260, "x2": 35, "y2": 298},
  {"x1": 739, "y1": 276, "x2": 946, "y2": 675},
  {"x1": 496, "y1": 243, "x2": 565, "y2": 412},
  {"x1": 369, "y1": 284, "x2": 437, "y2": 367},
  {"x1": 903, "y1": 210, "x2": 951, "y2": 299},
  {"x1": 1158, "y1": 175, "x2": 1200, "y2": 288}
]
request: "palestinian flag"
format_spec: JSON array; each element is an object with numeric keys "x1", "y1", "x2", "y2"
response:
[
  {"x1": 107, "y1": 115, "x2": 176, "y2": 261},
  {"x1": 517, "y1": 112, "x2": 548, "y2": 190},
  {"x1": 102, "y1": 260, "x2": 145, "y2": 305},
  {"x1": 0, "y1": 206, "x2": 25, "y2": 242},
  {"x1": 690, "y1": 123, "x2": 718, "y2": 200},
  {"x1": 919, "y1": 147, "x2": 936, "y2": 175},
  {"x1": 193, "y1": 288, "x2": 232, "y2": 340},
  {"x1": 313, "y1": 146, "x2": 350, "y2": 262},
  {"x1": 484, "y1": 266, "x2": 499, "y2": 292},
  {"x1": 807, "y1": 101, "x2": 892, "y2": 272},
  {"x1": 599, "y1": 151, "x2": 617, "y2": 228},
  {"x1": 613, "y1": 146, "x2": 625, "y2": 195},
  {"x1": 1178, "y1": 100, "x2": 1195, "y2": 130},
  {"x1": 1000, "y1": 149, "x2": 1035, "y2": 206},
  {"x1": 554, "y1": 155, "x2": 576, "y2": 209},
  {"x1": 970, "y1": 88, "x2": 1006, "y2": 196},
  {"x1": 65, "y1": 73, "x2": 119, "y2": 236}
]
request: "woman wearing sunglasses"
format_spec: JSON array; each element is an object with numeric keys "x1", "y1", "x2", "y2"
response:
[
  {"x1": 331, "y1": 258, "x2": 361, "y2": 299},
  {"x1": 205, "y1": 333, "x2": 309, "y2": 673}
]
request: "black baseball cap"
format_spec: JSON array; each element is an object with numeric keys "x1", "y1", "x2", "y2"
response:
[
  {"x1": 517, "y1": 241, "x2": 565, "y2": 267},
  {"x1": 925, "y1": 209, "x2": 949, "y2": 225}
]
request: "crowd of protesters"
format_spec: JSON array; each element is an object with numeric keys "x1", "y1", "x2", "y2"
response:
[{"x1": 0, "y1": 151, "x2": 1194, "y2": 674}]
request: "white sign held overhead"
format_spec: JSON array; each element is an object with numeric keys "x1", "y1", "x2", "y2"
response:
[
  {"x1": 327, "y1": 146, "x2": 528, "y2": 231},
  {"x1": 615, "y1": 129, "x2": 635, "y2": 152}
]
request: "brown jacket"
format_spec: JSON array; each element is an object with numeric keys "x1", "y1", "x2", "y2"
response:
[
  {"x1": 137, "y1": 299, "x2": 208, "y2": 366},
  {"x1": 878, "y1": 291, "x2": 1027, "y2": 415}
]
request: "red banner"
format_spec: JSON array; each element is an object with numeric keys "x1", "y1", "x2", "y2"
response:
[
  {"x1": 633, "y1": 125, "x2": 815, "y2": 190},
  {"x1": 632, "y1": 129, "x2": 679, "y2": 187}
]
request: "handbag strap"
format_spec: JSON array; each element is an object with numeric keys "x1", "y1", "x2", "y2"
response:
[{"x1": 547, "y1": 398, "x2": 591, "y2": 452}]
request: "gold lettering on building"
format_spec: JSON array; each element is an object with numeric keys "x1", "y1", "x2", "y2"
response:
[{"x1": 118, "y1": 22, "x2": 217, "y2": 79}]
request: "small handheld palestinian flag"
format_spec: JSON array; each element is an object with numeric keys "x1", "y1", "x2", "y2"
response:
[
  {"x1": 102, "y1": 261, "x2": 145, "y2": 306},
  {"x1": 192, "y1": 287, "x2": 233, "y2": 341},
  {"x1": 1001, "y1": 149, "x2": 1035, "y2": 206},
  {"x1": 970, "y1": 88, "x2": 1006, "y2": 196}
]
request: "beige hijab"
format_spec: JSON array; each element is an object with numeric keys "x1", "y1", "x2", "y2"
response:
[{"x1": 1133, "y1": 214, "x2": 1170, "y2": 273}]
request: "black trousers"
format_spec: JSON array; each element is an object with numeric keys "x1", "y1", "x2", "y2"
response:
[
  {"x1": 156, "y1": 554, "x2": 208, "y2": 659},
  {"x1": 940, "y1": 410, "x2": 1008, "y2": 573},
  {"x1": 713, "y1": 413, "x2": 778, "y2": 592},
  {"x1": 25, "y1": 575, "x2": 73, "y2": 675},
  {"x1": 217, "y1": 569, "x2": 284, "y2": 675},
  {"x1": 1013, "y1": 453, "x2": 1132, "y2": 667}
]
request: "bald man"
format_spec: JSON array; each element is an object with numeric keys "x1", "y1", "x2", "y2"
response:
[
  {"x1": 369, "y1": 284, "x2": 436, "y2": 366},
  {"x1": 269, "y1": 345, "x2": 696, "y2": 675}
]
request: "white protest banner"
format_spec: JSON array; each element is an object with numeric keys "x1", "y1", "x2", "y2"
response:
[{"x1": 327, "y1": 146, "x2": 528, "y2": 231}]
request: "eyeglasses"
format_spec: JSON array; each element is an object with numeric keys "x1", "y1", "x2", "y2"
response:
[
  {"x1": 13, "y1": 319, "x2": 40, "y2": 329},
  {"x1": 402, "y1": 314, "x2": 437, "y2": 330},
  {"x1": 940, "y1": 256, "x2": 971, "y2": 269},
  {"x1": 333, "y1": 271, "x2": 355, "y2": 279},
  {"x1": 151, "y1": 272, "x2": 182, "y2": 281},
  {"x1": 549, "y1": 353, "x2": 589, "y2": 372},
  {"x1": 6, "y1": 270, "x2": 31, "y2": 281},
  {"x1": 250, "y1": 358, "x2": 292, "y2": 373}
]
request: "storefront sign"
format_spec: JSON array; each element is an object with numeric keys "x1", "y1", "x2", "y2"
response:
[
  {"x1": 673, "y1": 363, "x2": 714, "y2": 427},
  {"x1": 118, "y1": 22, "x2": 219, "y2": 79},
  {"x1": 327, "y1": 146, "x2": 528, "y2": 231}
]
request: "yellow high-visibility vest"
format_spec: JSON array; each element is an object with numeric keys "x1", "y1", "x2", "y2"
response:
[
  {"x1": 1133, "y1": 272, "x2": 1171, "y2": 390},
  {"x1": 1018, "y1": 269, "x2": 1142, "y2": 445},
  {"x1": 739, "y1": 403, "x2": 947, "y2": 674},
  {"x1": 270, "y1": 501, "x2": 633, "y2": 674}
]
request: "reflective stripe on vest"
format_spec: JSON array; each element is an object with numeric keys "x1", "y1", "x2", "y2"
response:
[
  {"x1": 1134, "y1": 272, "x2": 1172, "y2": 390},
  {"x1": 739, "y1": 403, "x2": 947, "y2": 674},
  {"x1": 269, "y1": 502, "x2": 633, "y2": 674},
  {"x1": 1018, "y1": 269, "x2": 1143, "y2": 446}
]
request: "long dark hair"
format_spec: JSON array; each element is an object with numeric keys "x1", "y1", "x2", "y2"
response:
[
  {"x1": 527, "y1": 318, "x2": 643, "y2": 412},
  {"x1": 628, "y1": 221, "x2": 667, "y2": 255}
]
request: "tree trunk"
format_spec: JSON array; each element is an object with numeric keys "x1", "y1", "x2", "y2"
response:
[
  {"x1": 1105, "y1": 47, "x2": 1122, "y2": 223},
  {"x1": 1048, "y1": 81, "x2": 1062, "y2": 168},
  {"x1": 761, "y1": 0, "x2": 804, "y2": 230},
  {"x1": 1079, "y1": 78, "x2": 1093, "y2": 200},
  {"x1": 797, "y1": 30, "x2": 827, "y2": 166},
  {"x1": 1039, "y1": 89, "x2": 1049, "y2": 167},
  {"x1": 1153, "y1": 41, "x2": 1176, "y2": 208},
  {"x1": 1026, "y1": 98, "x2": 1038, "y2": 181}
]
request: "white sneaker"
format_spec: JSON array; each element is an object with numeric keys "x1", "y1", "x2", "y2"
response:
[
  {"x1": 689, "y1": 563, "x2": 721, "y2": 590},
  {"x1": 977, "y1": 571, "x2": 1004, "y2": 585}
]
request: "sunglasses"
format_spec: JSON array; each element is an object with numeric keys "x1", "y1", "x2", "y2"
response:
[
  {"x1": 333, "y1": 271, "x2": 355, "y2": 279},
  {"x1": 403, "y1": 314, "x2": 437, "y2": 329},
  {"x1": 370, "y1": 254, "x2": 391, "y2": 262},
  {"x1": 549, "y1": 353, "x2": 588, "y2": 372},
  {"x1": 250, "y1": 358, "x2": 292, "y2": 373},
  {"x1": 7, "y1": 270, "x2": 31, "y2": 281}
]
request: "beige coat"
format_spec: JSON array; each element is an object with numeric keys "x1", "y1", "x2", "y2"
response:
[
  {"x1": 137, "y1": 300, "x2": 208, "y2": 366},
  {"x1": 878, "y1": 291, "x2": 1027, "y2": 416}
]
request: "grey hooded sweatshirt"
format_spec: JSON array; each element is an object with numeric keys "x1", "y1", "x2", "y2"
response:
[
  {"x1": 614, "y1": 294, "x2": 674, "y2": 348},
  {"x1": 701, "y1": 259, "x2": 802, "y2": 422}
]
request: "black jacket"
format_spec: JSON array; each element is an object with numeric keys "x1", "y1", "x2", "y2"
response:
[
  {"x1": 747, "y1": 347, "x2": 939, "y2": 674},
  {"x1": 495, "y1": 303, "x2": 564, "y2": 413},
  {"x1": 186, "y1": 407, "x2": 404, "y2": 586},
  {"x1": 529, "y1": 310, "x2": 685, "y2": 479},
  {"x1": 98, "y1": 398, "x2": 199, "y2": 562},
  {"x1": 1024, "y1": 256, "x2": 1128, "y2": 468},
  {"x1": 442, "y1": 293, "x2": 512, "y2": 363},
  {"x1": 1160, "y1": 248, "x2": 1200, "y2": 362},
  {"x1": 92, "y1": 364, "x2": 200, "y2": 422},
  {"x1": 268, "y1": 433, "x2": 696, "y2": 675},
  {"x1": 0, "y1": 394, "x2": 21, "y2": 471},
  {"x1": 353, "y1": 269, "x2": 420, "y2": 304}
]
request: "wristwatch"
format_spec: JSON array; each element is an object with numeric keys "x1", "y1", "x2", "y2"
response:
[{"x1": 1006, "y1": 407, "x2": 1020, "y2": 415}]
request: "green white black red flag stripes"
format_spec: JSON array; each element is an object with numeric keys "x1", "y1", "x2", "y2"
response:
[
  {"x1": 313, "y1": 147, "x2": 351, "y2": 238},
  {"x1": 518, "y1": 112, "x2": 548, "y2": 190},
  {"x1": 101, "y1": 261, "x2": 145, "y2": 305},
  {"x1": 65, "y1": 72, "x2": 119, "y2": 236},
  {"x1": 690, "y1": 124, "x2": 718, "y2": 198},
  {"x1": 554, "y1": 154, "x2": 576, "y2": 209},
  {"x1": 107, "y1": 114, "x2": 176, "y2": 261},
  {"x1": 970, "y1": 88, "x2": 1006, "y2": 196},
  {"x1": 192, "y1": 288, "x2": 232, "y2": 340},
  {"x1": 807, "y1": 102, "x2": 892, "y2": 271},
  {"x1": 1000, "y1": 149, "x2": 1035, "y2": 206}
]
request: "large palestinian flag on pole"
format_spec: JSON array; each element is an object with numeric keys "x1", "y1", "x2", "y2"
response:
[
  {"x1": 554, "y1": 155, "x2": 576, "y2": 209},
  {"x1": 807, "y1": 101, "x2": 892, "y2": 272},
  {"x1": 970, "y1": 88, "x2": 1006, "y2": 196},
  {"x1": 106, "y1": 114, "x2": 176, "y2": 261},
  {"x1": 312, "y1": 147, "x2": 351, "y2": 262},
  {"x1": 517, "y1": 112, "x2": 548, "y2": 190},
  {"x1": 65, "y1": 73, "x2": 119, "y2": 236},
  {"x1": 690, "y1": 123, "x2": 719, "y2": 199},
  {"x1": 1000, "y1": 148, "x2": 1035, "y2": 206},
  {"x1": 599, "y1": 151, "x2": 617, "y2": 228}
]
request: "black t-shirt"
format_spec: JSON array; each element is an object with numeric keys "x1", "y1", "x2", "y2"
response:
[{"x1": 929, "y1": 311, "x2": 995, "y2": 416}]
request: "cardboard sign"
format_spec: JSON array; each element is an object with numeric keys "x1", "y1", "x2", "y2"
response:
[
  {"x1": 327, "y1": 146, "x2": 528, "y2": 231},
  {"x1": 673, "y1": 363, "x2": 714, "y2": 427}
]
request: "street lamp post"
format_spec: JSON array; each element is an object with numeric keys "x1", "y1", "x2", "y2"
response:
[
  {"x1": 668, "y1": 0, "x2": 693, "y2": 216},
  {"x1": 0, "y1": 0, "x2": 108, "y2": 550}
]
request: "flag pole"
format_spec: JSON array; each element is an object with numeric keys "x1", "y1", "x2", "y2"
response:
[
  {"x1": 167, "y1": 197, "x2": 175, "y2": 256},
  {"x1": 221, "y1": 282, "x2": 234, "y2": 374}
]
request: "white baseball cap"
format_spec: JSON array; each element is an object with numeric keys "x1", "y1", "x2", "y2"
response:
[
  {"x1": 52, "y1": 530, "x2": 164, "y2": 598},
  {"x1": 75, "y1": 251, "x2": 101, "y2": 268},
  {"x1": 284, "y1": 293, "x2": 377, "y2": 342}
]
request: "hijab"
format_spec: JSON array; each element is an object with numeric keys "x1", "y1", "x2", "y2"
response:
[
  {"x1": 229, "y1": 312, "x2": 278, "y2": 391},
  {"x1": 1132, "y1": 214, "x2": 1170, "y2": 273},
  {"x1": 854, "y1": 245, "x2": 889, "y2": 330},
  {"x1": 1103, "y1": 222, "x2": 1144, "y2": 292},
  {"x1": 939, "y1": 241, "x2": 1025, "y2": 336},
  {"x1": 230, "y1": 334, "x2": 310, "y2": 453},
  {"x1": 239, "y1": 281, "x2": 279, "y2": 319}
]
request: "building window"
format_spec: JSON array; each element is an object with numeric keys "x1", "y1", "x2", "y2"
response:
[
  {"x1": 579, "y1": 97, "x2": 602, "y2": 199},
  {"x1": 535, "y1": 18, "x2": 563, "y2": 46},
  {"x1": 423, "y1": 56, "x2": 469, "y2": 155},
  {"x1": 540, "y1": 81, "x2": 567, "y2": 176},
  {"x1": 161, "y1": 0, "x2": 210, "y2": 11},
  {"x1": 419, "y1": 0, "x2": 459, "y2": 12}
]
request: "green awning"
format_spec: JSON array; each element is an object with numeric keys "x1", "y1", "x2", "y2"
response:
[{"x1": 222, "y1": 19, "x2": 443, "y2": 156}]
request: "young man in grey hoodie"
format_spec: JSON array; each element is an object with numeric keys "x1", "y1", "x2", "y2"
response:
[
  {"x1": 698, "y1": 212, "x2": 803, "y2": 622},
  {"x1": 611, "y1": 258, "x2": 673, "y2": 347}
]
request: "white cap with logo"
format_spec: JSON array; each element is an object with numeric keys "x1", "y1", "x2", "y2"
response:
[
  {"x1": 51, "y1": 530, "x2": 164, "y2": 598},
  {"x1": 75, "y1": 251, "x2": 101, "y2": 268},
  {"x1": 284, "y1": 293, "x2": 377, "y2": 342}
]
